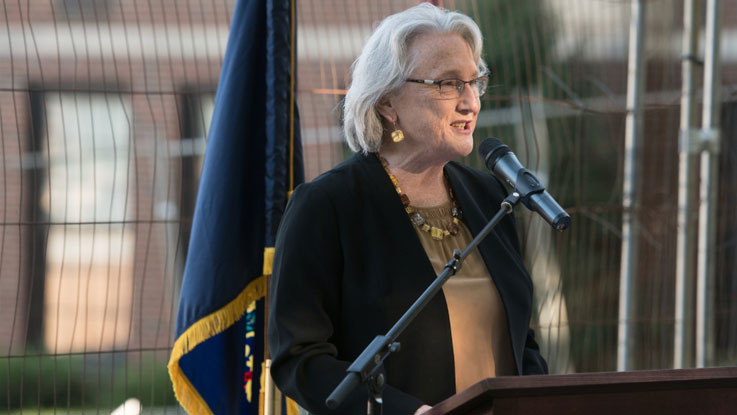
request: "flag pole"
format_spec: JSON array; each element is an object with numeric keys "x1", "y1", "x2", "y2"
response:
[
  {"x1": 264, "y1": 0, "x2": 299, "y2": 413},
  {"x1": 264, "y1": 271, "x2": 275, "y2": 415}
]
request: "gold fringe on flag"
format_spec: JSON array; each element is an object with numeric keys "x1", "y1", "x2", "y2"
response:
[{"x1": 168, "y1": 249, "x2": 272, "y2": 415}]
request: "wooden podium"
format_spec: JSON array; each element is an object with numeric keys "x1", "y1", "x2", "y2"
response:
[{"x1": 426, "y1": 367, "x2": 737, "y2": 415}]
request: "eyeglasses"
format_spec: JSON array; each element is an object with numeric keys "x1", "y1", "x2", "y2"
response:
[{"x1": 405, "y1": 73, "x2": 490, "y2": 98}]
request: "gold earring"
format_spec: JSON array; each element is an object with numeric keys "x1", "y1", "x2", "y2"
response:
[{"x1": 391, "y1": 121, "x2": 405, "y2": 143}]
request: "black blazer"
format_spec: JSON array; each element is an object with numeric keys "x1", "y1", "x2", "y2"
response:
[{"x1": 268, "y1": 153, "x2": 547, "y2": 415}]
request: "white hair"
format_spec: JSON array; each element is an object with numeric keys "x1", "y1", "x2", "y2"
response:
[{"x1": 342, "y1": 3, "x2": 486, "y2": 154}]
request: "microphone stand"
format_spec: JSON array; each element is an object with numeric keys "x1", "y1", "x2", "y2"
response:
[{"x1": 326, "y1": 191, "x2": 522, "y2": 414}]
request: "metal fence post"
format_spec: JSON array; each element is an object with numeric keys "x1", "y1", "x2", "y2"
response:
[{"x1": 618, "y1": 0, "x2": 647, "y2": 372}]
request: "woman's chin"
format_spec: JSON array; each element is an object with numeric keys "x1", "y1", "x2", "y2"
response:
[{"x1": 454, "y1": 136, "x2": 475, "y2": 158}]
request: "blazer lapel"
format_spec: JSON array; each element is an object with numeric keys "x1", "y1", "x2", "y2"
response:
[{"x1": 360, "y1": 153, "x2": 441, "y2": 288}]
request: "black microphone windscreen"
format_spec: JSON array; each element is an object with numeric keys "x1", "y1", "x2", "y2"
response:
[
  {"x1": 478, "y1": 137, "x2": 503, "y2": 159},
  {"x1": 478, "y1": 137, "x2": 510, "y2": 169}
]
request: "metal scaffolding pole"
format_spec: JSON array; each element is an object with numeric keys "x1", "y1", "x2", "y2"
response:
[
  {"x1": 697, "y1": 0, "x2": 721, "y2": 369},
  {"x1": 674, "y1": 0, "x2": 699, "y2": 370},
  {"x1": 618, "y1": 0, "x2": 646, "y2": 372}
]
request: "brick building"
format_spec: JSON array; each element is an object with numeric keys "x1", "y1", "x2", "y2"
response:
[
  {"x1": 0, "y1": 0, "x2": 416, "y2": 360},
  {"x1": 0, "y1": 0, "x2": 230, "y2": 355}
]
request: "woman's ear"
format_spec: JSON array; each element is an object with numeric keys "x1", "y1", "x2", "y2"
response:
[{"x1": 376, "y1": 97, "x2": 397, "y2": 124}]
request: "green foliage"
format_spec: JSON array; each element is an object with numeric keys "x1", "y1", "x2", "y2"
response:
[
  {"x1": 0, "y1": 355, "x2": 86, "y2": 411},
  {"x1": 0, "y1": 352, "x2": 177, "y2": 412},
  {"x1": 457, "y1": 0, "x2": 557, "y2": 95}
]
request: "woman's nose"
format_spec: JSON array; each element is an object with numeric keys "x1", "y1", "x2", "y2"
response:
[{"x1": 457, "y1": 84, "x2": 481, "y2": 114}]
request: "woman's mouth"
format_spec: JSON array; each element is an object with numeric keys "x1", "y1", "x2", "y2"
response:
[{"x1": 450, "y1": 121, "x2": 471, "y2": 131}]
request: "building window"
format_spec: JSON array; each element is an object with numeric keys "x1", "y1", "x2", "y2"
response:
[
  {"x1": 40, "y1": 93, "x2": 133, "y2": 352},
  {"x1": 176, "y1": 92, "x2": 214, "y2": 272},
  {"x1": 57, "y1": 0, "x2": 109, "y2": 21}
]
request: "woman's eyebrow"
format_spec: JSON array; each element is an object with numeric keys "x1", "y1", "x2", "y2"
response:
[{"x1": 434, "y1": 70, "x2": 482, "y2": 79}]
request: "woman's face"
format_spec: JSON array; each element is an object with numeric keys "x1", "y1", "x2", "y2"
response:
[{"x1": 386, "y1": 32, "x2": 482, "y2": 162}]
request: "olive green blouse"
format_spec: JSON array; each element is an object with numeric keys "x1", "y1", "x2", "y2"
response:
[{"x1": 411, "y1": 202, "x2": 516, "y2": 392}]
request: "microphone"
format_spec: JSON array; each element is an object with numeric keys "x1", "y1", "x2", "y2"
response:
[{"x1": 479, "y1": 138, "x2": 570, "y2": 231}]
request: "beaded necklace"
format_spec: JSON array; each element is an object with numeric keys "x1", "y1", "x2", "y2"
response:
[{"x1": 377, "y1": 155, "x2": 462, "y2": 241}]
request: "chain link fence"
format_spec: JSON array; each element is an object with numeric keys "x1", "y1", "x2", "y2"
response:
[{"x1": 2, "y1": 0, "x2": 737, "y2": 412}]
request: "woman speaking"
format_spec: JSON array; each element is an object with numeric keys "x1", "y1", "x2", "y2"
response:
[{"x1": 268, "y1": 4, "x2": 548, "y2": 414}]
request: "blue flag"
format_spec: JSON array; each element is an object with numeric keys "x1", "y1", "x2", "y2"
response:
[{"x1": 168, "y1": 0, "x2": 303, "y2": 413}]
